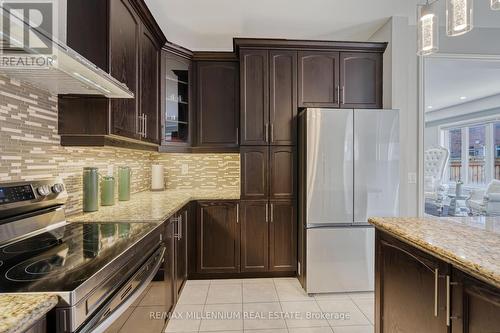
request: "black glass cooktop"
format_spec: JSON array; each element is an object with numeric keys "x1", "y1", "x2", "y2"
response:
[{"x1": 0, "y1": 222, "x2": 157, "y2": 293}]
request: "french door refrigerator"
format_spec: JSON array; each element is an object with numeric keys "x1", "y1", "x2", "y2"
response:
[{"x1": 298, "y1": 108, "x2": 399, "y2": 294}]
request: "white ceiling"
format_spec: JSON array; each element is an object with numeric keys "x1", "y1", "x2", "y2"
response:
[
  {"x1": 145, "y1": 0, "x2": 500, "y2": 51},
  {"x1": 424, "y1": 57, "x2": 500, "y2": 111},
  {"x1": 145, "y1": 0, "x2": 416, "y2": 51}
]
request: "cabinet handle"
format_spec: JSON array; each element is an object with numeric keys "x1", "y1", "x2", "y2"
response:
[
  {"x1": 236, "y1": 127, "x2": 239, "y2": 143},
  {"x1": 336, "y1": 86, "x2": 340, "y2": 104},
  {"x1": 434, "y1": 268, "x2": 439, "y2": 317},
  {"x1": 265, "y1": 203, "x2": 269, "y2": 223},
  {"x1": 342, "y1": 86, "x2": 345, "y2": 105},
  {"x1": 141, "y1": 114, "x2": 145, "y2": 137},
  {"x1": 236, "y1": 204, "x2": 239, "y2": 224},
  {"x1": 446, "y1": 275, "x2": 451, "y2": 326},
  {"x1": 144, "y1": 114, "x2": 148, "y2": 137},
  {"x1": 270, "y1": 203, "x2": 274, "y2": 223},
  {"x1": 270, "y1": 124, "x2": 274, "y2": 143},
  {"x1": 137, "y1": 115, "x2": 142, "y2": 136},
  {"x1": 265, "y1": 123, "x2": 269, "y2": 143},
  {"x1": 178, "y1": 215, "x2": 182, "y2": 240}
]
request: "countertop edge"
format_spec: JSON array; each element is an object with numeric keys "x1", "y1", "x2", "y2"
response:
[
  {"x1": 1, "y1": 295, "x2": 58, "y2": 333},
  {"x1": 369, "y1": 218, "x2": 500, "y2": 289}
]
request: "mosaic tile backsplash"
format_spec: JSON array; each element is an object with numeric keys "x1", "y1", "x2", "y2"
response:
[
  {"x1": 0, "y1": 76, "x2": 240, "y2": 215},
  {"x1": 154, "y1": 153, "x2": 240, "y2": 190}
]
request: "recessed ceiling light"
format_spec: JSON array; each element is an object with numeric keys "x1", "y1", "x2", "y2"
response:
[
  {"x1": 427, "y1": 106, "x2": 433, "y2": 109},
  {"x1": 460, "y1": 96, "x2": 467, "y2": 100}
]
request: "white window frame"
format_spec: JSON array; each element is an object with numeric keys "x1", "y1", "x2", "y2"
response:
[{"x1": 441, "y1": 120, "x2": 498, "y2": 188}]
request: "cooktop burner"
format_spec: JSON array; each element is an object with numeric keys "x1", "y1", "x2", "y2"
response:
[{"x1": 0, "y1": 222, "x2": 157, "y2": 292}]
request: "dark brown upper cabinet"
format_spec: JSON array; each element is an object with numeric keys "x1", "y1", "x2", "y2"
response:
[
  {"x1": 340, "y1": 52, "x2": 382, "y2": 109},
  {"x1": 240, "y1": 49, "x2": 297, "y2": 146},
  {"x1": 269, "y1": 200, "x2": 296, "y2": 272},
  {"x1": 298, "y1": 50, "x2": 382, "y2": 109},
  {"x1": 59, "y1": 0, "x2": 165, "y2": 151},
  {"x1": 241, "y1": 146, "x2": 295, "y2": 200},
  {"x1": 240, "y1": 201, "x2": 269, "y2": 272},
  {"x1": 240, "y1": 50, "x2": 269, "y2": 146},
  {"x1": 298, "y1": 51, "x2": 340, "y2": 108},
  {"x1": 196, "y1": 201, "x2": 240, "y2": 274},
  {"x1": 270, "y1": 50, "x2": 298, "y2": 145},
  {"x1": 160, "y1": 46, "x2": 193, "y2": 150},
  {"x1": 195, "y1": 61, "x2": 239, "y2": 149}
]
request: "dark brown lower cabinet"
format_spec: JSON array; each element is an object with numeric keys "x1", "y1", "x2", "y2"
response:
[
  {"x1": 175, "y1": 208, "x2": 188, "y2": 296},
  {"x1": 164, "y1": 220, "x2": 176, "y2": 308},
  {"x1": 376, "y1": 230, "x2": 500, "y2": 333},
  {"x1": 22, "y1": 316, "x2": 47, "y2": 333},
  {"x1": 269, "y1": 200, "x2": 296, "y2": 271},
  {"x1": 451, "y1": 269, "x2": 500, "y2": 333},
  {"x1": 196, "y1": 201, "x2": 240, "y2": 273},
  {"x1": 240, "y1": 201, "x2": 269, "y2": 272}
]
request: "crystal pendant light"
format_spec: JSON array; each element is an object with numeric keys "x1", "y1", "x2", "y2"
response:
[
  {"x1": 417, "y1": 2, "x2": 438, "y2": 56},
  {"x1": 446, "y1": 0, "x2": 473, "y2": 36},
  {"x1": 492, "y1": 0, "x2": 500, "y2": 10}
]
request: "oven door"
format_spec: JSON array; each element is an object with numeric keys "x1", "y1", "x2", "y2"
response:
[{"x1": 77, "y1": 245, "x2": 166, "y2": 333}]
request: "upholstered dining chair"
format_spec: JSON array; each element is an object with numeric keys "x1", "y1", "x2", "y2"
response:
[
  {"x1": 467, "y1": 179, "x2": 500, "y2": 216},
  {"x1": 424, "y1": 146, "x2": 450, "y2": 213}
]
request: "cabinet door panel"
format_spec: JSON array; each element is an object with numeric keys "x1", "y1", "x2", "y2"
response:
[
  {"x1": 197, "y1": 61, "x2": 239, "y2": 146},
  {"x1": 240, "y1": 201, "x2": 269, "y2": 272},
  {"x1": 141, "y1": 27, "x2": 160, "y2": 144},
  {"x1": 340, "y1": 52, "x2": 382, "y2": 109},
  {"x1": 270, "y1": 201, "x2": 296, "y2": 272},
  {"x1": 240, "y1": 50, "x2": 269, "y2": 145},
  {"x1": 451, "y1": 269, "x2": 500, "y2": 333},
  {"x1": 298, "y1": 51, "x2": 339, "y2": 107},
  {"x1": 241, "y1": 146, "x2": 269, "y2": 200},
  {"x1": 197, "y1": 202, "x2": 240, "y2": 273},
  {"x1": 270, "y1": 146, "x2": 296, "y2": 199},
  {"x1": 270, "y1": 50, "x2": 297, "y2": 145},
  {"x1": 377, "y1": 233, "x2": 448, "y2": 333},
  {"x1": 164, "y1": 221, "x2": 176, "y2": 307},
  {"x1": 110, "y1": 0, "x2": 139, "y2": 139}
]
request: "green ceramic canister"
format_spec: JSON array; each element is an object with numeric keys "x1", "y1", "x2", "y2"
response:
[
  {"x1": 118, "y1": 166, "x2": 131, "y2": 201},
  {"x1": 101, "y1": 176, "x2": 115, "y2": 206},
  {"x1": 83, "y1": 167, "x2": 99, "y2": 212}
]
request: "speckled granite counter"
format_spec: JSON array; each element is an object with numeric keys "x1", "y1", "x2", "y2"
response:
[
  {"x1": 67, "y1": 189, "x2": 240, "y2": 223},
  {"x1": 0, "y1": 294, "x2": 58, "y2": 333},
  {"x1": 369, "y1": 216, "x2": 500, "y2": 289}
]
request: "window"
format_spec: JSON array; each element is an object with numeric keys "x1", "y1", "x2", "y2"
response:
[{"x1": 444, "y1": 122, "x2": 499, "y2": 186}]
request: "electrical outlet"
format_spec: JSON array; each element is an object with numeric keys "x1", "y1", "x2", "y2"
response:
[
  {"x1": 408, "y1": 172, "x2": 417, "y2": 184},
  {"x1": 181, "y1": 164, "x2": 189, "y2": 175}
]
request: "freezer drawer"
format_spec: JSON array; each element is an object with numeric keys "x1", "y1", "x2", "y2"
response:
[{"x1": 306, "y1": 227, "x2": 374, "y2": 293}]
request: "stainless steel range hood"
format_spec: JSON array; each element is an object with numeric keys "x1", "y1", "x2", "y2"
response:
[{"x1": 0, "y1": 6, "x2": 134, "y2": 98}]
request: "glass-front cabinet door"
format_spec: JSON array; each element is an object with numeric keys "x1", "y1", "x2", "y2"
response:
[{"x1": 163, "y1": 51, "x2": 191, "y2": 145}]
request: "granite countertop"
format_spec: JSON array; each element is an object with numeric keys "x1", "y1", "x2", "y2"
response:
[
  {"x1": 369, "y1": 216, "x2": 500, "y2": 289},
  {"x1": 0, "y1": 294, "x2": 58, "y2": 333},
  {"x1": 67, "y1": 188, "x2": 240, "y2": 223}
]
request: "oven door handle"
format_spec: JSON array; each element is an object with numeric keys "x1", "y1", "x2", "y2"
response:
[{"x1": 78, "y1": 245, "x2": 165, "y2": 333}]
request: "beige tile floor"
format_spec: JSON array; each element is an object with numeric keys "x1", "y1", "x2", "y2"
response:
[{"x1": 165, "y1": 278, "x2": 374, "y2": 333}]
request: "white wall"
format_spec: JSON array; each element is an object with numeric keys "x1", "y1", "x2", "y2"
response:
[{"x1": 369, "y1": 17, "x2": 419, "y2": 216}]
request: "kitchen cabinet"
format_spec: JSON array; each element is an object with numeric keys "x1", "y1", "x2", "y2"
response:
[
  {"x1": 269, "y1": 200, "x2": 296, "y2": 271},
  {"x1": 59, "y1": 0, "x2": 165, "y2": 150},
  {"x1": 240, "y1": 201, "x2": 269, "y2": 272},
  {"x1": 196, "y1": 201, "x2": 240, "y2": 274},
  {"x1": 376, "y1": 231, "x2": 500, "y2": 333},
  {"x1": 195, "y1": 61, "x2": 239, "y2": 149},
  {"x1": 241, "y1": 146, "x2": 296, "y2": 200},
  {"x1": 174, "y1": 207, "x2": 188, "y2": 296},
  {"x1": 298, "y1": 51, "x2": 340, "y2": 108},
  {"x1": 298, "y1": 51, "x2": 382, "y2": 109},
  {"x1": 161, "y1": 47, "x2": 192, "y2": 148},
  {"x1": 340, "y1": 52, "x2": 382, "y2": 109},
  {"x1": 22, "y1": 316, "x2": 47, "y2": 333},
  {"x1": 451, "y1": 269, "x2": 500, "y2": 333},
  {"x1": 240, "y1": 49, "x2": 297, "y2": 146}
]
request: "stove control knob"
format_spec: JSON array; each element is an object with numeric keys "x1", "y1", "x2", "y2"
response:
[
  {"x1": 37, "y1": 185, "x2": 51, "y2": 197},
  {"x1": 52, "y1": 183, "x2": 65, "y2": 194}
]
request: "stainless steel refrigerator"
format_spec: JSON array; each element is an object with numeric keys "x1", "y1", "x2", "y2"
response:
[{"x1": 298, "y1": 108, "x2": 400, "y2": 294}]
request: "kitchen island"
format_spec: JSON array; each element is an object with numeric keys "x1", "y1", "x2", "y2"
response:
[
  {"x1": 0, "y1": 295, "x2": 58, "y2": 333},
  {"x1": 369, "y1": 216, "x2": 500, "y2": 333}
]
